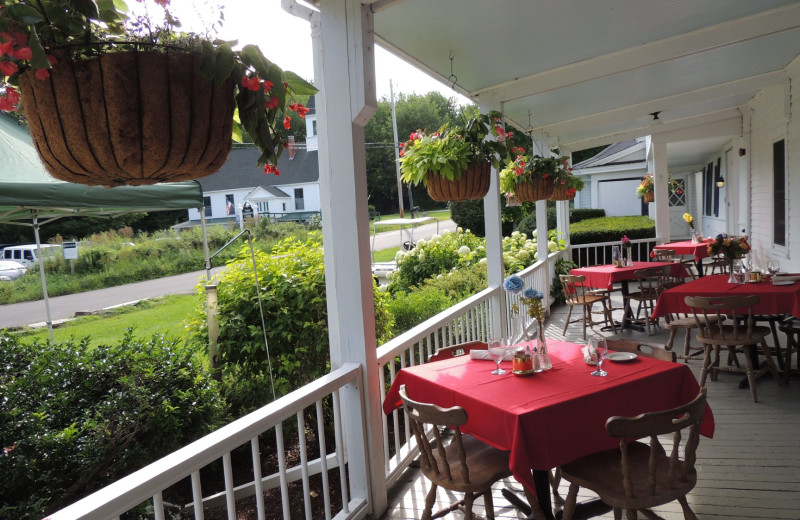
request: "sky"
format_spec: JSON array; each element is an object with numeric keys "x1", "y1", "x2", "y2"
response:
[{"x1": 137, "y1": 0, "x2": 470, "y2": 104}]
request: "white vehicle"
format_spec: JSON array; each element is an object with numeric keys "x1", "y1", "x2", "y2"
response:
[
  {"x1": 1, "y1": 244, "x2": 60, "y2": 270},
  {"x1": 0, "y1": 260, "x2": 27, "y2": 281}
]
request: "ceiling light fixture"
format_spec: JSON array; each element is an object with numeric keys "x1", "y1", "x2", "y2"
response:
[{"x1": 650, "y1": 111, "x2": 662, "y2": 125}]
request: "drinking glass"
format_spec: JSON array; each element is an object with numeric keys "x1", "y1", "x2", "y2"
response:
[
  {"x1": 768, "y1": 259, "x2": 781, "y2": 277},
  {"x1": 487, "y1": 338, "x2": 507, "y2": 375},
  {"x1": 589, "y1": 336, "x2": 608, "y2": 377}
]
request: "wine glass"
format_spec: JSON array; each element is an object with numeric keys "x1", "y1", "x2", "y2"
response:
[
  {"x1": 768, "y1": 259, "x2": 781, "y2": 277},
  {"x1": 589, "y1": 336, "x2": 609, "y2": 377},
  {"x1": 488, "y1": 338, "x2": 507, "y2": 375}
]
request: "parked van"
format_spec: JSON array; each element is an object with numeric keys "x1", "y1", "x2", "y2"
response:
[{"x1": 1, "y1": 244, "x2": 60, "y2": 269}]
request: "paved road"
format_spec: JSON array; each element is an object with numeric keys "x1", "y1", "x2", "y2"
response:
[{"x1": 0, "y1": 220, "x2": 456, "y2": 329}]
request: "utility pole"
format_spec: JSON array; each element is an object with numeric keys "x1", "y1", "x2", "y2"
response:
[{"x1": 390, "y1": 79, "x2": 405, "y2": 218}]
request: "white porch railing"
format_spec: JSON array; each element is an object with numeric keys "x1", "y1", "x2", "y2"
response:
[
  {"x1": 570, "y1": 237, "x2": 658, "y2": 267},
  {"x1": 46, "y1": 363, "x2": 367, "y2": 520},
  {"x1": 43, "y1": 251, "x2": 567, "y2": 520}
]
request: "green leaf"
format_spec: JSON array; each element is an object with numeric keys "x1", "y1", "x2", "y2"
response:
[
  {"x1": 199, "y1": 40, "x2": 215, "y2": 81},
  {"x1": 28, "y1": 28, "x2": 50, "y2": 70},
  {"x1": 213, "y1": 44, "x2": 235, "y2": 87},
  {"x1": 284, "y1": 71, "x2": 318, "y2": 95},
  {"x1": 70, "y1": 0, "x2": 101, "y2": 20},
  {"x1": 4, "y1": 4, "x2": 45, "y2": 25}
]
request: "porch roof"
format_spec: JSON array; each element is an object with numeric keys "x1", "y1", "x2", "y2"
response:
[{"x1": 365, "y1": 0, "x2": 800, "y2": 166}]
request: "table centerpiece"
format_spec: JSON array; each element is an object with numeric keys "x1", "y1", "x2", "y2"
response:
[{"x1": 707, "y1": 234, "x2": 750, "y2": 283}]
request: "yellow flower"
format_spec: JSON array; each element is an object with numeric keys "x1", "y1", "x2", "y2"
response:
[{"x1": 683, "y1": 213, "x2": 695, "y2": 229}]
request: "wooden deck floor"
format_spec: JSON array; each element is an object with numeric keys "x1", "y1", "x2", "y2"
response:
[{"x1": 381, "y1": 296, "x2": 800, "y2": 520}]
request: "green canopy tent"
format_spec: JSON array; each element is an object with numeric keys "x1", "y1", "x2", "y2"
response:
[{"x1": 0, "y1": 114, "x2": 206, "y2": 338}]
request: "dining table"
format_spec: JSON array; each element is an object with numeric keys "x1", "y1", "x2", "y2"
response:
[
  {"x1": 651, "y1": 274, "x2": 800, "y2": 320},
  {"x1": 652, "y1": 239, "x2": 711, "y2": 276},
  {"x1": 570, "y1": 261, "x2": 688, "y2": 330},
  {"x1": 383, "y1": 340, "x2": 714, "y2": 520}
]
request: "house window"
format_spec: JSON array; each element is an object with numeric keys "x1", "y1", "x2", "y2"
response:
[
  {"x1": 282, "y1": 202, "x2": 287, "y2": 211},
  {"x1": 225, "y1": 194, "x2": 235, "y2": 215},
  {"x1": 774, "y1": 139, "x2": 786, "y2": 246},
  {"x1": 669, "y1": 179, "x2": 686, "y2": 206},
  {"x1": 294, "y1": 188, "x2": 305, "y2": 210},
  {"x1": 713, "y1": 158, "x2": 721, "y2": 217},
  {"x1": 203, "y1": 196, "x2": 212, "y2": 217},
  {"x1": 312, "y1": 119, "x2": 317, "y2": 136}
]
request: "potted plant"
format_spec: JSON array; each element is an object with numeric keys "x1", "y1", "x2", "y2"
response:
[
  {"x1": 0, "y1": 0, "x2": 317, "y2": 186},
  {"x1": 499, "y1": 152, "x2": 570, "y2": 202},
  {"x1": 550, "y1": 172, "x2": 584, "y2": 201},
  {"x1": 635, "y1": 174, "x2": 656, "y2": 203},
  {"x1": 398, "y1": 111, "x2": 511, "y2": 202}
]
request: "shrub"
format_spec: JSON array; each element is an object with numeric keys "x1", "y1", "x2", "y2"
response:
[
  {"x1": 570, "y1": 208, "x2": 605, "y2": 223},
  {"x1": 550, "y1": 257, "x2": 578, "y2": 305},
  {"x1": 387, "y1": 287, "x2": 454, "y2": 335},
  {"x1": 0, "y1": 333, "x2": 226, "y2": 520},
  {"x1": 448, "y1": 199, "x2": 518, "y2": 237},
  {"x1": 570, "y1": 216, "x2": 655, "y2": 244},
  {"x1": 421, "y1": 263, "x2": 488, "y2": 300},
  {"x1": 188, "y1": 233, "x2": 392, "y2": 415},
  {"x1": 391, "y1": 228, "x2": 484, "y2": 291}
]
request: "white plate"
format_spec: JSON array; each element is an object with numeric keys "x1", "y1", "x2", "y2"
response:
[
  {"x1": 607, "y1": 352, "x2": 638, "y2": 362},
  {"x1": 773, "y1": 280, "x2": 796, "y2": 286}
]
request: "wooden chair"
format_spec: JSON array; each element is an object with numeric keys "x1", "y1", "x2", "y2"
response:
[
  {"x1": 705, "y1": 254, "x2": 730, "y2": 275},
  {"x1": 623, "y1": 266, "x2": 669, "y2": 336},
  {"x1": 685, "y1": 295, "x2": 783, "y2": 402},
  {"x1": 605, "y1": 339, "x2": 676, "y2": 362},
  {"x1": 429, "y1": 341, "x2": 487, "y2": 362},
  {"x1": 778, "y1": 317, "x2": 800, "y2": 383},
  {"x1": 650, "y1": 248, "x2": 676, "y2": 262},
  {"x1": 664, "y1": 312, "x2": 722, "y2": 362},
  {"x1": 560, "y1": 274, "x2": 617, "y2": 341},
  {"x1": 560, "y1": 389, "x2": 708, "y2": 520},
  {"x1": 398, "y1": 385, "x2": 512, "y2": 520}
]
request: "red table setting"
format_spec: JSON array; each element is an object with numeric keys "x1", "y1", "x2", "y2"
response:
[
  {"x1": 652, "y1": 274, "x2": 800, "y2": 320},
  {"x1": 652, "y1": 239, "x2": 711, "y2": 263},
  {"x1": 570, "y1": 260, "x2": 687, "y2": 291},
  {"x1": 382, "y1": 340, "x2": 714, "y2": 513}
]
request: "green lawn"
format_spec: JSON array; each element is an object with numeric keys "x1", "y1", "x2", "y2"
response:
[
  {"x1": 373, "y1": 247, "x2": 401, "y2": 262},
  {"x1": 14, "y1": 294, "x2": 199, "y2": 347}
]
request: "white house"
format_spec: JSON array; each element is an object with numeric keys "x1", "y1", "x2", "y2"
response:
[{"x1": 185, "y1": 99, "x2": 321, "y2": 224}]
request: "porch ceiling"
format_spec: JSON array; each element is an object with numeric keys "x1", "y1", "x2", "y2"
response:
[{"x1": 366, "y1": 0, "x2": 800, "y2": 165}]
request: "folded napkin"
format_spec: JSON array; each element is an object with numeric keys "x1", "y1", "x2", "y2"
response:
[
  {"x1": 773, "y1": 273, "x2": 800, "y2": 283},
  {"x1": 469, "y1": 349, "x2": 516, "y2": 361},
  {"x1": 580, "y1": 346, "x2": 597, "y2": 365}
]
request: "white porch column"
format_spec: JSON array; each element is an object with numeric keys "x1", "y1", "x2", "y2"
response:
[
  {"x1": 557, "y1": 149, "x2": 571, "y2": 248},
  {"x1": 651, "y1": 139, "x2": 670, "y2": 243},
  {"x1": 535, "y1": 138, "x2": 551, "y2": 266},
  {"x1": 481, "y1": 98, "x2": 506, "y2": 338},
  {"x1": 313, "y1": 0, "x2": 385, "y2": 514}
]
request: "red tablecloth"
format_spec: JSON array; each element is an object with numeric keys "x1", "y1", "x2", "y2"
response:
[
  {"x1": 383, "y1": 340, "x2": 714, "y2": 497},
  {"x1": 570, "y1": 261, "x2": 687, "y2": 291},
  {"x1": 652, "y1": 274, "x2": 800, "y2": 319},
  {"x1": 652, "y1": 240, "x2": 711, "y2": 263}
]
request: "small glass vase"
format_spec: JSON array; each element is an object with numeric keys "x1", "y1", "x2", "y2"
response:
[
  {"x1": 727, "y1": 259, "x2": 737, "y2": 284},
  {"x1": 536, "y1": 320, "x2": 552, "y2": 370},
  {"x1": 691, "y1": 229, "x2": 698, "y2": 243},
  {"x1": 510, "y1": 315, "x2": 526, "y2": 344}
]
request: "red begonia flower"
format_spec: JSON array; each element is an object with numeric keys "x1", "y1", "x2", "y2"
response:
[
  {"x1": 264, "y1": 96, "x2": 280, "y2": 109},
  {"x1": 0, "y1": 60, "x2": 19, "y2": 76},
  {"x1": 283, "y1": 115, "x2": 291, "y2": 129},
  {"x1": 34, "y1": 68, "x2": 50, "y2": 80},
  {"x1": 0, "y1": 41, "x2": 14, "y2": 57},
  {"x1": 15, "y1": 46, "x2": 32, "y2": 61},
  {"x1": 264, "y1": 164, "x2": 280, "y2": 175}
]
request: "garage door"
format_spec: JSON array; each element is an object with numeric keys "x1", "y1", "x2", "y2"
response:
[{"x1": 598, "y1": 178, "x2": 642, "y2": 216}]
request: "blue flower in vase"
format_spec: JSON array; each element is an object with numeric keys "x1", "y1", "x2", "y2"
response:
[{"x1": 504, "y1": 275, "x2": 524, "y2": 294}]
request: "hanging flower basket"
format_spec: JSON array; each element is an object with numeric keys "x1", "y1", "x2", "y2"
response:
[
  {"x1": 18, "y1": 51, "x2": 235, "y2": 187},
  {"x1": 549, "y1": 184, "x2": 575, "y2": 201},
  {"x1": 643, "y1": 191, "x2": 655, "y2": 203},
  {"x1": 513, "y1": 179, "x2": 554, "y2": 202},
  {"x1": 425, "y1": 162, "x2": 491, "y2": 202}
]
